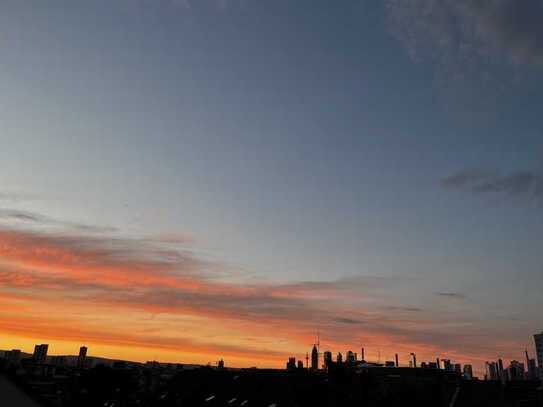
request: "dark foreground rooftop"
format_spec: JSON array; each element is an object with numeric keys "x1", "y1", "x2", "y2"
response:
[
  {"x1": 2, "y1": 359, "x2": 542, "y2": 407},
  {"x1": 0, "y1": 374, "x2": 42, "y2": 407}
]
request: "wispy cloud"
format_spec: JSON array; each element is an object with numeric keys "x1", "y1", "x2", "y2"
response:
[
  {"x1": 0, "y1": 209, "x2": 117, "y2": 233},
  {"x1": 384, "y1": 306, "x2": 424, "y2": 312},
  {"x1": 435, "y1": 292, "x2": 466, "y2": 300},
  {"x1": 386, "y1": 0, "x2": 543, "y2": 67},
  {"x1": 441, "y1": 170, "x2": 543, "y2": 205},
  {"x1": 0, "y1": 216, "x2": 517, "y2": 369},
  {"x1": 455, "y1": 1, "x2": 543, "y2": 66},
  {"x1": 145, "y1": 232, "x2": 195, "y2": 245},
  {"x1": 0, "y1": 192, "x2": 35, "y2": 202},
  {"x1": 0, "y1": 210, "x2": 42, "y2": 222},
  {"x1": 334, "y1": 317, "x2": 362, "y2": 325},
  {"x1": 385, "y1": 0, "x2": 543, "y2": 109},
  {"x1": 149, "y1": 0, "x2": 245, "y2": 13}
]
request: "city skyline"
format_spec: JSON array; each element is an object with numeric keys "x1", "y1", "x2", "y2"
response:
[
  {"x1": 1, "y1": 0, "x2": 543, "y2": 379},
  {"x1": 3, "y1": 331, "x2": 542, "y2": 380}
]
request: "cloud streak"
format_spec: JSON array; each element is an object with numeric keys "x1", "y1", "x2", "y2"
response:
[
  {"x1": 385, "y1": 0, "x2": 543, "y2": 109},
  {"x1": 456, "y1": 1, "x2": 543, "y2": 66},
  {"x1": 386, "y1": 0, "x2": 543, "y2": 67},
  {"x1": 0, "y1": 192, "x2": 35, "y2": 202},
  {"x1": 435, "y1": 292, "x2": 466, "y2": 300},
  {"x1": 0, "y1": 215, "x2": 522, "y2": 371},
  {"x1": 441, "y1": 170, "x2": 543, "y2": 205},
  {"x1": 0, "y1": 209, "x2": 117, "y2": 233}
]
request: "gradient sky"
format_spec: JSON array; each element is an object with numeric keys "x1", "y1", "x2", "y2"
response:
[{"x1": 1, "y1": 0, "x2": 542, "y2": 374}]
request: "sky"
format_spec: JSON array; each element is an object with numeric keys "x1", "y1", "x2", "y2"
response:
[{"x1": 0, "y1": 0, "x2": 542, "y2": 374}]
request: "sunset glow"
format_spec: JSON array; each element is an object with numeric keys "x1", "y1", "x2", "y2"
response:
[{"x1": 1, "y1": 0, "x2": 542, "y2": 383}]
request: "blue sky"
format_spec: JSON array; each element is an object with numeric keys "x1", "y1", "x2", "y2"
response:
[{"x1": 0, "y1": 0, "x2": 542, "y2": 367}]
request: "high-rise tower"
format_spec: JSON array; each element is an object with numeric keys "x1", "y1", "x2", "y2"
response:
[
  {"x1": 323, "y1": 351, "x2": 333, "y2": 370},
  {"x1": 311, "y1": 345, "x2": 319, "y2": 371},
  {"x1": 77, "y1": 346, "x2": 88, "y2": 369},
  {"x1": 33, "y1": 344, "x2": 48, "y2": 364},
  {"x1": 534, "y1": 332, "x2": 543, "y2": 378}
]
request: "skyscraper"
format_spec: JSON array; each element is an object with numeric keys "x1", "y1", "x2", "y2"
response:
[
  {"x1": 77, "y1": 346, "x2": 87, "y2": 369},
  {"x1": 33, "y1": 344, "x2": 48, "y2": 364},
  {"x1": 526, "y1": 349, "x2": 538, "y2": 380},
  {"x1": 410, "y1": 353, "x2": 417, "y2": 368},
  {"x1": 535, "y1": 332, "x2": 543, "y2": 378},
  {"x1": 311, "y1": 345, "x2": 319, "y2": 371},
  {"x1": 286, "y1": 357, "x2": 296, "y2": 370},
  {"x1": 506, "y1": 360, "x2": 525, "y2": 381},
  {"x1": 346, "y1": 350, "x2": 355, "y2": 366},
  {"x1": 498, "y1": 358, "x2": 505, "y2": 383},
  {"x1": 323, "y1": 351, "x2": 333, "y2": 370},
  {"x1": 485, "y1": 362, "x2": 499, "y2": 381},
  {"x1": 463, "y1": 364, "x2": 473, "y2": 380},
  {"x1": 527, "y1": 358, "x2": 538, "y2": 381}
]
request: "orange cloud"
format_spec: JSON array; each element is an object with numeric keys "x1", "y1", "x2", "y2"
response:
[{"x1": 0, "y1": 226, "x2": 521, "y2": 375}]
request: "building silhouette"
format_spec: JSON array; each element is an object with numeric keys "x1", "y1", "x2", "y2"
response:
[
  {"x1": 525, "y1": 349, "x2": 537, "y2": 380},
  {"x1": 463, "y1": 364, "x2": 473, "y2": 380},
  {"x1": 346, "y1": 351, "x2": 355, "y2": 366},
  {"x1": 51, "y1": 355, "x2": 67, "y2": 366},
  {"x1": 5, "y1": 349, "x2": 21, "y2": 366},
  {"x1": 77, "y1": 346, "x2": 87, "y2": 369},
  {"x1": 527, "y1": 359, "x2": 538, "y2": 380},
  {"x1": 410, "y1": 353, "x2": 417, "y2": 368},
  {"x1": 286, "y1": 357, "x2": 296, "y2": 370},
  {"x1": 506, "y1": 360, "x2": 525, "y2": 381},
  {"x1": 33, "y1": 344, "x2": 48, "y2": 364},
  {"x1": 323, "y1": 351, "x2": 332, "y2": 370},
  {"x1": 535, "y1": 332, "x2": 543, "y2": 378},
  {"x1": 527, "y1": 358, "x2": 538, "y2": 380},
  {"x1": 311, "y1": 345, "x2": 319, "y2": 371},
  {"x1": 497, "y1": 358, "x2": 505, "y2": 382},
  {"x1": 337, "y1": 352, "x2": 343, "y2": 364},
  {"x1": 486, "y1": 362, "x2": 499, "y2": 380}
]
